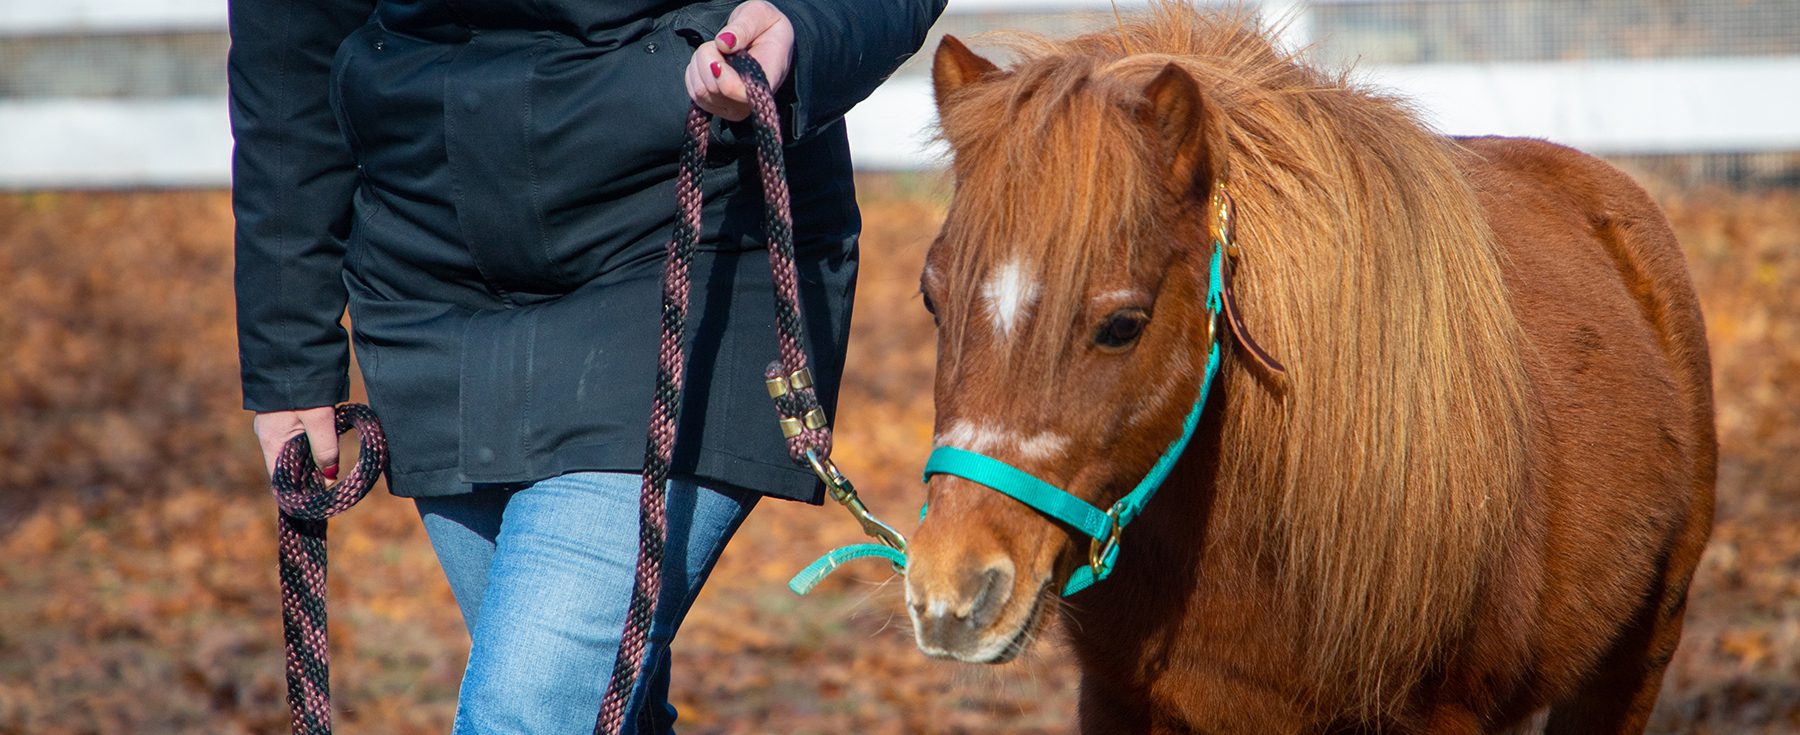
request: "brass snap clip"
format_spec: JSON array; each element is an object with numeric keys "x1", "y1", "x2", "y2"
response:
[{"x1": 805, "y1": 449, "x2": 907, "y2": 556}]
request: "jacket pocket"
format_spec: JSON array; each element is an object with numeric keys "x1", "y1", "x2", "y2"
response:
[
  {"x1": 344, "y1": 181, "x2": 386, "y2": 277},
  {"x1": 526, "y1": 23, "x2": 708, "y2": 280},
  {"x1": 327, "y1": 23, "x2": 375, "y2": 160}
]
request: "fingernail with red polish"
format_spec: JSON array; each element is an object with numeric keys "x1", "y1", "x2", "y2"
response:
[
  {"x1": 718, "y1": 32, "x2": 737, "y2": 51},
  {"x1": 710, "y1": 61, "x2": 722, "y2": 78},
  {"x1": 322, "y1": 464, "x2": 339, "y2": 481}
]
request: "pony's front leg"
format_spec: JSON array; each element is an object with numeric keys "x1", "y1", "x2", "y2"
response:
[
  {"x1": 1542, "y1": 592, "x2": 1690, "y2": 735},
  {"x1": 1077, "y1": 669, "x2": 1321, "y2": 734},
  {"x1": 1544, "y1": 487, "x2": 1707, "y2": 735},
  {"x1": 1076, "y1": 672, "x2": 1155, "y2": 734}
]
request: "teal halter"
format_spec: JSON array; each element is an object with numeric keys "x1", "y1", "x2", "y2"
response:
[{"x1": 788, "y1": 241, "x2": 1229, "y2": 596}]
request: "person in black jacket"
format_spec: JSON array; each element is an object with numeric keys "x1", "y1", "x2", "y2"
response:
[{"x1": 229, "y1": 0, "x2": 942, "y2": 730}]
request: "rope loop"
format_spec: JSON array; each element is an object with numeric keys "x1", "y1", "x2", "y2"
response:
[
  {"x1": 271, "y1": 402, "x2": 389, "y2": 735},
  {"x1": 271, "y1": 403, "x2": 388, "y2": 521}
]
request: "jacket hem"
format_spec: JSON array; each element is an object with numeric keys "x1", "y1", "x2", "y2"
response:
[{"x1": 385, "y1": 444, "x2": 825, "y2": 504}]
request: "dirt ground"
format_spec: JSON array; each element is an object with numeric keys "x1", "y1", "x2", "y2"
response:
[{"x1": 0, "y1": 172, "x2": 1795, "y2": 733}]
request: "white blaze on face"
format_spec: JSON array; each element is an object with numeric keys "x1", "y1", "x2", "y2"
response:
[
  {"x1": 937, "y1": 420, "x2": 1006, "y2": 453},
  {"x1": 981, "y1": 259, "x2": 1041, "y2": 339},
  {"x1": 936, "y1": 420, "x2": 1069, "y2": 461},
  {"x1": 1015, "y1": 432, "x2": 1069, "y2": 460}
]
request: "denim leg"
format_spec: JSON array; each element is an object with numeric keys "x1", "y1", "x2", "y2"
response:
[
  {"x1": 630, "y1": 478, "x2": 757, "y2": 733},
  {"x1": 449, "y1": 472, "x2": 756, "y2": 735},
  {"x1": 632, "y1": 647, "x2": 675, "y2": 733},
  {"x1": 415, "y1": 486, "x2": 517, "y2": 632}
]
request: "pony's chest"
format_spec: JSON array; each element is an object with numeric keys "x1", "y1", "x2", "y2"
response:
[{"x1": 1064, "y1": 591, "x2": 1331, "y2": 730}]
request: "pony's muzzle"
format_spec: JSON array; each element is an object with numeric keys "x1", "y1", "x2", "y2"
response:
[{"x1": 908, "y1": 561, "x2": 1015, "y2": 661}]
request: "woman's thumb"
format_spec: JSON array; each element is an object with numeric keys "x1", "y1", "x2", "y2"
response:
[
  {"x1": 716, "y1": 0, "x2": 779, "y2": 53},
  {"x1": 298, "y1": 407, "x2": 341, "y2": 480}
]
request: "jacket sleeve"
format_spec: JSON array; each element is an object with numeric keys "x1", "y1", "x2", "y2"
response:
[
  {"x1": 228, "y1": 0, "x2": 374, "y2": 411},
  {"x1": 768, "y1": 0, "x2": 947, "y2": 141}
]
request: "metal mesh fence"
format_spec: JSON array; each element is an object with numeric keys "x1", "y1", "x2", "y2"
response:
[
  {"x1": 4, "y1": 2, "x2": 1794, "y2": 93},
  {"x1": 4, "y1": 2, "x2": 1796, "y2": 87},
  {"x1": 1306, "y1": 0, "x2": 1800, "y2": 65},
  {"x1": 897, "y1": 1, "x2": 1800, "y2": 72},
  {"x1": 893, "y1": 1, "x2": 1800, "y2": 184},
  {"x1": 0, "y1": 32, "x2": 226, "y2": 99},
  {"x1": 0, "y1": 2, "x2": 1793, "y2": 184}
]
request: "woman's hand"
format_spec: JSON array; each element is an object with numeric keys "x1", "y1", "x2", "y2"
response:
[
  {"x1": 684, "y1": 0, "x2": 794, "y2": 121},
  {"x1": 253, "y1": 406, "x2": 340, "y2": 481}
]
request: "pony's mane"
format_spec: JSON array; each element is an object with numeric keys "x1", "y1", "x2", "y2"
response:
[{"x1": 936, "y1": 3, "x2": 1532, "y2": 714}]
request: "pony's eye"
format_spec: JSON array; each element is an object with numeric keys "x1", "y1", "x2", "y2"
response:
[
  {"x1": 920, "y1": 290, "x2": 940, "y2": 325},
  {"x1": 1095, "y1": 309, "x2": 1149, "y2": 349}
]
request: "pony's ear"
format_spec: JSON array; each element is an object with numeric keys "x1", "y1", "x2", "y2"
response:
[
  {"x1": 933, "y1": 35, "x2": 1001, "y2": 108},
  {"x1": 1140, "y1": 64, "x2": 1216, "y2": 198}
]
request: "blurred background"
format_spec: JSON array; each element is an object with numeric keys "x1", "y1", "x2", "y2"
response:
[{"x1": 0, "y1": 0, "x2": 1795, "y2": 732}]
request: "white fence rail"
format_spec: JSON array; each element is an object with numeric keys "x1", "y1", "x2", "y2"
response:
[
  {"x1": 2, "y1": 0, "x2": 1798, "y2": 187},
  {"x1": 0, "y1": 99, "x2": 228, "y2": 188}
]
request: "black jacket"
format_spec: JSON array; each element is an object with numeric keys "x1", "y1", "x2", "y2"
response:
[{"x1": 229, "y1": 0, "x2": 942, "y2": 501}]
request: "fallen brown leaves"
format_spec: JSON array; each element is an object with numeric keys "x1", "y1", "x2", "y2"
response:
[{"x1": 0, "y1": 173, "x2": 1794, "y2": 733}]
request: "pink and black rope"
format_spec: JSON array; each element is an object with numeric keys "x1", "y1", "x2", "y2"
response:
[
  {"x1": 271, "y1": 403, "x2": 388, "y2": 735},
  {"x1": 742, "y1": 59, "x2": 833, "y2": 464},
  {"x1": 591, "y1": 100, "x2": 708, "y2": 735},
  {"x1": 592, "y1": 55, "x2": 836, "y2": 735}
]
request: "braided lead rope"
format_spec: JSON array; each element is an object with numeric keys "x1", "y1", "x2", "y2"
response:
[
  {"x1": 593, "y1": 54, "x2": 829, "y2": 735},
  {"x1": 741, "y1": 57, "x2": 833, "y2": 464},
  {"x1": 271, "y1": 403, "x2": 389, "y2": 735},
  {"x1": 592, "y1": 100, "x2": 708, "y2": 735}
]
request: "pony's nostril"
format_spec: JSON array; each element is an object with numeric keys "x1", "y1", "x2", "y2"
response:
[
  {"x1": 911, "y1": 561, "x2": 1017, "y2": 655},
  {"x1": 967, "y1": 565, "x2": 1013, "y2": 629}
]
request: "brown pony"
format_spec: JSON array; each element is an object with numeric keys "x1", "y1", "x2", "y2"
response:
[{"x1": 902, "y1": 4, "x2": 1715, "y2": 733}]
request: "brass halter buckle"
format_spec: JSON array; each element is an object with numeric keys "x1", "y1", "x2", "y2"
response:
[
  {"x1": 1212, "y1": 184, "x2": 1239, "y2": 258},
  {"x1": 1088, "y1": 505, "x2": 1124, "y2": 576},
  {"x1": 805, "y1": 449, "x2": 908, "y2": 555}
]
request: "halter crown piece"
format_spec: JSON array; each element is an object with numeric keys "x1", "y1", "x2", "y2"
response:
[{"x1": 789, "y1": 185, "x2": 1246, "y2": 596}]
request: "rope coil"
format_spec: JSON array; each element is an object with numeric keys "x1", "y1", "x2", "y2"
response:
[{"x1": 271, "y1": 403, "x2": 389, "y2": 735}]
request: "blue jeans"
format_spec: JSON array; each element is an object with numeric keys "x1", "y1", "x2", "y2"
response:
[{"x1": 415, "y1": 472, "x2": 757, "y2": 734}]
